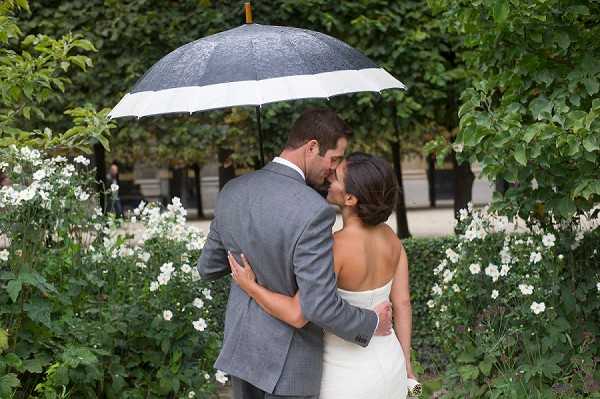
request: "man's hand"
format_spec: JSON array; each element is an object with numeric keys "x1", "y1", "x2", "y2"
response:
[{"x1": 373, "y1": 300, "x2": 393, "y2": 336}]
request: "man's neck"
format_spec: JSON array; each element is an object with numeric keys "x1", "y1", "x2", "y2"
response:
[{"x1": 278, "y1": 150, "x2": 306, "y2": 177}]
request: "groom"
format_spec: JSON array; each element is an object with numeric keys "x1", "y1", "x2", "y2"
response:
[{"x1": 197, "y1": 108, "x2": 392, "y2": 399}]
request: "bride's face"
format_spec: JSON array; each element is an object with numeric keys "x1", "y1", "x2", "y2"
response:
[{"x1": 326, "y1": 160, "x2": 348, "y2": 207}]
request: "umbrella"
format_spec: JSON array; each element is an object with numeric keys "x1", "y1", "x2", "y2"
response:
[{"x1": 109, "y1": 3, "x2": 406, "y2": 166}]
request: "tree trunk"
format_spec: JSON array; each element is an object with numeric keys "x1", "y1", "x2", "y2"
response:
[
  {"x1": 452, "y1": 153, "x2": 475, "y2": 219},
  {"x1": 170, "y1": 166, "x2": 186, "y2": 201},
  {"x1": 192, "y1": 163, "x2": 205, "y2": 219},
  {"x1": 390, "y1": 108, "x2": 411, "y2": 238},
  {"x1": 93, "y1": 142, "x2": 106, "y2": 212},
  {"x1": 218, "y1": 148, "x2": 236, "y2": 190},
  {"x1": 426, "y1": 154, "x2": 437, "y2": 208}
]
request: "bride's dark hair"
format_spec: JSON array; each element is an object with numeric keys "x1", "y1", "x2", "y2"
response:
[{"x1": 344, "y1": 153, "x2": 399, "y2": 226}]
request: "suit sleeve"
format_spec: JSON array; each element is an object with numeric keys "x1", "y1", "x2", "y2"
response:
[
  {"x1": 293, "y1": 206, "x2": 378, "y2": 347},
  {"x1": 196, "y1": 216, "x2": 230, "y2": 281}
]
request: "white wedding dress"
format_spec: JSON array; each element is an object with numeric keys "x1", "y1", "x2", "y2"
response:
[{"x1": 320, "y1": 280, "x2": 408, "y2": 399}]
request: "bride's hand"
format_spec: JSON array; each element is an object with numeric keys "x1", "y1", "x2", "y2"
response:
[{"x1": 228, "y1": 252, "x2": 257, "y2": 294}]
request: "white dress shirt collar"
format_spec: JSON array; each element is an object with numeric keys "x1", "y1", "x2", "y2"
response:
[{"x1": 272, "y1": 157, "x2": 305, "y2": 181}]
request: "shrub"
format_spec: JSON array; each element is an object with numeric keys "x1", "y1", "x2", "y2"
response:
[
  {"x1": 428, "y1": 205, "x2": 600, "y2": 398},
  {"x1": 0, "y1": 146, "x2": 224, "y2": 398}
]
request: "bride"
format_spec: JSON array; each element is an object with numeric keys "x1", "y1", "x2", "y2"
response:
[{"x1": 228, "y1": 152, "x2": 416, "y2": 399}]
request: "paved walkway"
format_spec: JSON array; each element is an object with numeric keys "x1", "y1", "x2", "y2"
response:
[{"x1": 190, "y1": 207, "x2": 456, "y2": 238}]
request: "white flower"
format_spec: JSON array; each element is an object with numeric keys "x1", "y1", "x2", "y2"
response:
[
  {"x1": 442, "y1": 269, "x2": 455, "y2": 283},
  {"x1": 499, "y1": 264, "x2": 511, "y2": 277},
  {"x1": 529, "y1": 252, "x2": 542, "y2": 264},
  {"x1": 491, "y1": 290, "x2": 499, "y2": 299},
  {"x1": 193, "y1": 298, "x2": 204, "y2": 309},
  {"x1": 519, "y1": 284, "x2": 534, "y2": 296},
  {"x1": 32, "y1": 169, "x2": 46, "y2": 181},
  {"x1": 163, "y1": 310, "x2": 173, "y2": 321},
  {"x1": 138, "y1": 252, "x2": 151, "y2": 263},
  {"x1": 0, "y1": 250, "x2": 9, "y2": 262},
  {"x1": 433, "y1": 259, "x2": 448, "y2": 275},
  {"x1": 445, "y1": 248, "x2": 460, "y2": 264},
  {"x1": 426, "y1": 299, "x2": 435, "y2": 308},
  {"x1": 530, "y1": 302, "x2": 546, "y2": 315},
  {"x1": 440, "y1": 305, "x2": 447, "y2": 312},
  {"x1": 484, "y1": 263, "x2": 500, "y2": 282},
  {"x1": 110, "y1": 183, "x2": 119, "y2": 193},
  {"x1": 74, "y1": 156, "x2": 90, "y2": 166},
  {"x1": 558, "y1": 254, "x2": 564, "y2": 260},
  {"x1": 596, "y1": 282, "x2": 600, "y2": 292},
  {"x1": 469, "y1": 263, "x2": 481, "y2": 274},
  {"x1": 202, "y1": 288, "x2": 212, "y2": 300},
  {"x1": 181, "y1": 264, "x2": 192, "y2": 274},
  {"x1": 160, "y1": 262, "x2": 175, "y2": 275},
  {"x1": 204, "y1": 373, "x2": 210, "y2": 380},
  {"x1": 157, "y1": 272, "x2": 171, "y2": 285},
  {"x1": 14, "y1": 165, "x2": 22, "y2": 174},
  {"x1": 452, "y1": 284, "x2": 461, "y2": 293},
  {"x1": 149, "y1": 282, "x2": 159, "y2": 292},
  {"x1": 193, "y1": 318, "x2": 207, "y2": 331},
  {"x1": 188, "y1": 391, "x2": 196, "y2": 398},
  {"x1": 74, "y1": 187, "x2": 90, "y2": 201},
  {"x1": 191, "y1": 268, "x2": 201, "y2": 282},
  {"x1": 500, "y1": 247, "x2": 512, "y2": 264},
  {"x1": 431, "y1": 284, "x2": 443, "y2": 296},
  {"x1": 541, "y1": 233, "x2": 556, "y2": 248},
  {"x1": 215, "y1": 370, "x2": 228, "y2": 384},
  {"x1": 136, "y1": 262, "x2": 147, "y2": 269}
]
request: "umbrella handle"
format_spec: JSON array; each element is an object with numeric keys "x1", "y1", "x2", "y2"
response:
[{"x1": 245, "y1": 3, "x2": 253, "y2": 24}]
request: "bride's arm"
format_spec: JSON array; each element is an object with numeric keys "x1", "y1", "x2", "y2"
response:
[
  {"x1": 228, "y1": 253, "x2": 308, "y2": 328},
  {"x1": 390, "y1": 242, "x2": 416, "y2": 379}
]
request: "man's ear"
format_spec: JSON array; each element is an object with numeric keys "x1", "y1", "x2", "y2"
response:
[{"x1": 306, "y1": 139, "x2": 319, "y2": 155}]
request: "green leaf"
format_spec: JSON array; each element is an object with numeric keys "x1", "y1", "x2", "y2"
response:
[
  {"x1": 583, "y1": 136, "x2": 599, "y2": 152},
  {"x1": 0, "y1": 374, "x2": 20, "y2": 397},
  {"x1": 479, "y1": 358, "x2": 494, "y2": 376},
  {"x1": 583, "y1": 78, "x2": 599, "y2": 96},
  {"x1": 24, "y1": 299, "x2": 52, "y2": 328},
  {"x1": 530, "y1": 96, "x2": 553, "y2": 120},
  {"x1": 459, "y1": 365, "x2": 480, "y2": 380},
  {"x1": 492, "y1": 0, "x2": 510, "y2": 23},
  {"x1": 556, "y1": 32, "x2": 571, "y2": 50},
  {"x1": 23, "y1": 358, "x2": 45, "y2": 374},
  {"x1": 6, "y1": 280, "x2": 22, "y2": 303},
  {"x1": 556, "y1": 198, "x2": 577, "y2": 219},
  {"x1": 60, "y1": 347, "x2": 98, "y2": 368},
  {"x1": 514, "y1": 146, "x2": 527, "y2": 166},
  {"x1": 5, "y1": 353, "x2": 22, "y2": 369},
  {"x1": 0, "y1": 329, "x2": 8, "y2": 353}
]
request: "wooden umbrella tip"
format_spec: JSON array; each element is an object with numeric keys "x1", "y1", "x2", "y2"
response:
[{"x1": 244, "y1": 2, "x2": 253, "y2": 24}]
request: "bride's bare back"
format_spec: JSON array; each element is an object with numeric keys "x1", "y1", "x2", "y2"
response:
[{"x1": 333, "y1": 223, "x2": 403, "y2": 291}]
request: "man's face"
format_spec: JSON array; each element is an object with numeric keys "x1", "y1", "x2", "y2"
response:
[{"x1": 305, "y1": 137, "x2": 348, "y2": 189}]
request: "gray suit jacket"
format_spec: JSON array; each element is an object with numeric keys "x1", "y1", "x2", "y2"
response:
[{"x1": 197, "y1": 162, "x2": 378, "y2": 396}]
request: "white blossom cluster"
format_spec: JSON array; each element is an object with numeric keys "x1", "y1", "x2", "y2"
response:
[
  {"x1": 0, "y1": 146, "x2": 93, "y2": 211},
  {"x1": 133, "y1": 199, "x2": 206, "y2": 252},
  {"x1": 426, "y1": 203, "x2": 597, "y2": 319}
]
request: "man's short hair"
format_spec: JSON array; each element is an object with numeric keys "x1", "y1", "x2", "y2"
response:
[{"x1": 286, "y1": 108, "x2": 352, "y2": 156}]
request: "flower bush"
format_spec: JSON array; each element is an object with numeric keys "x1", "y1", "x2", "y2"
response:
[
  {"x1": 428, "y1": 205, "x2": 600, "y2": 398},
  {"x1": 0, "y1": 146, "x2": 227, "y2": 398}
]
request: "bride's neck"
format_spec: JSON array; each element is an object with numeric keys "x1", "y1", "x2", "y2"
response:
[{"x1": 341, "y1": 207, "x2": 363, "y2": 229}]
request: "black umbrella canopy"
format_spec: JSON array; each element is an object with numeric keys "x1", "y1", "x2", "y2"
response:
[
  {"x1": 109, "y1": 4, "x2": 405, "y2": 166},
  {"x1": 109, "y1": 23, "x2": 405, "y2": 118}
]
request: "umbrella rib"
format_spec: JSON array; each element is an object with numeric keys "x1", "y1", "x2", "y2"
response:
[
  {"x1": 283, "y1": 34, "x2": 330, "y2": 99},
  {"x1": 248, "y1": 37, "x2": 262, "y2": 105}
]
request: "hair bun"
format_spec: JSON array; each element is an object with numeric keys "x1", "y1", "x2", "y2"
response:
[{"x1": 344, "y1": 153, "x2": 399, "y2": 226}]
